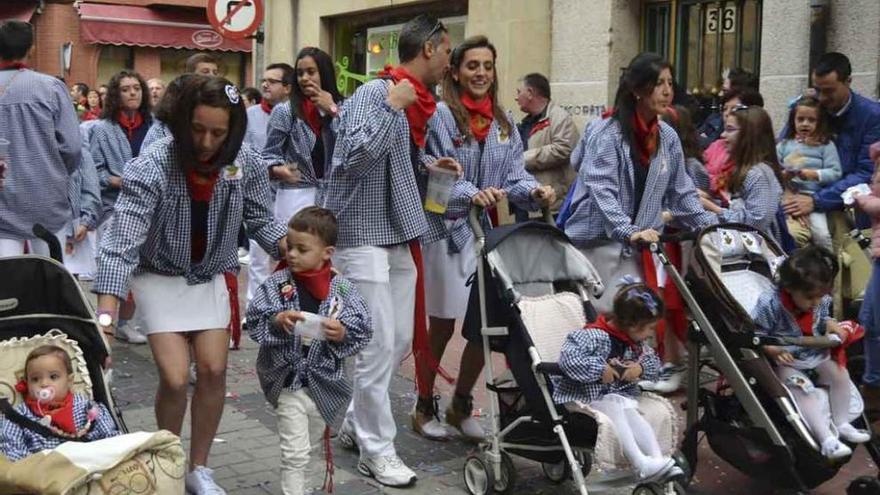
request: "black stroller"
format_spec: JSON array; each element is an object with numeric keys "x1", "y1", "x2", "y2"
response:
[
  {"x1": 649, "y1": 222, "x2": 880, "y2": 493},
  {"x1": 460, "y1": 208, "x2": 687, "y2": 495}
]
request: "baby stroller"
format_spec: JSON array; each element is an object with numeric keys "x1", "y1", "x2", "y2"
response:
[
  {"x1": 648, "y1": 222, "x2": 880, "y2": 493},
  {"x1": 0, "y1": 225, "x2": 185, "y2": 494},
  {"x1": 460, "y1": 208, "x2": 687, "y2": 495}
]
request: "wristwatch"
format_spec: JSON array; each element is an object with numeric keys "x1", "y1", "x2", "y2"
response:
[{"x1": 96, "y1": 310, "x2": 115, "y2": 328}]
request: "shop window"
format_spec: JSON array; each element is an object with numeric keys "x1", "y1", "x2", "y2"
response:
[
  {"x1": 97, "y1": 45, "x2": 134, "y2": 85},
  {"x1": 158, "y1": 49, "x2": 246, "y2": 87},
  {"x1": 643, "y1": 2, "x2": 672, "y2": 61}
]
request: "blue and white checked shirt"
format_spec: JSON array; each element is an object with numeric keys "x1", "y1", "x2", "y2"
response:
[
  {"x1": 141, "y1": 121, "x2": 170, "y2": 153},
  {"x1": 716, "y1": 163, "x2": 784, "y2": 243},
  {"x1": 324, "y1": 79, "x2": 429, "y2": 248},
  {"x1": 563, "y1": 118, "x2": 716, "y2": 247},
  {"x1": 0, "y1": 394, "x2": 120, "y2": 462},
  {"x1": 93, "y1": 138, "x2": 287, "y2": 299},
  {"x1": 245, "y1": 104, "x2": 272, "y2": 151},
  {"x1": 0, "y1": 68, "x2": 80, "y2": 240},
  {"x1": 246, "y1": 270, "x2": 372, "y2": 424},
  {"x1": 426, "y1": 103, "x2": 541, "y2": 252},
  {"x1": 67, "y1": 123, "x2": 102, "y2": 232},
  {"x1": 89, "y1": 119, "x2": 136, "y2": 215},
  {"x1": 551, "y1": 328, "x2": 661, "y2": 405},
  {"x1": 751, "y1": 289, "x2": 834, "y2": 363},
  {"x1": 262, "y1": 101, "x2": 340, "y2": 193}
]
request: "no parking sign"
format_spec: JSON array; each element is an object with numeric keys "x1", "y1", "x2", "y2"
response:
[{"x1": 207, "y1": 0, "x2": 264, "y2": 40}]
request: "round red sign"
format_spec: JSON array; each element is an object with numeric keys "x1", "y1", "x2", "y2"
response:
[{"x1": 207, "y1": 0, "x2": 264, "y2": 40}]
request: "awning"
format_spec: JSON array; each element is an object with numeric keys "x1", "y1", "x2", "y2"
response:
[
  {"x1": 0, "y1": 1, "x2": 39, "y2": 22},
  {"x1": 78, "y1": 3, "x2": 251, "y2": 53}
]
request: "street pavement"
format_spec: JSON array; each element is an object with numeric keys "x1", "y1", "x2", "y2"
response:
[{"x1": 91, "y1": 274, "x2": 878, "y2": 495}]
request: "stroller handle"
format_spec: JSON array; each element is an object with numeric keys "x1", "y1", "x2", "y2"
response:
[
  {"x1": 468, "y1": 205, "x2": 553, "y2": 240},
  {"x1": 32, "y1": 224, "x2": 63, "y2": 263},
  {"x1": 757, "y1": 335, "x2": 842, "y2": 349}
]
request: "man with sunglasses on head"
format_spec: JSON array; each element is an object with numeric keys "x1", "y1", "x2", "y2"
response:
[{"x1": 324, "y1": 14, "x2": 455, "y2": 488}]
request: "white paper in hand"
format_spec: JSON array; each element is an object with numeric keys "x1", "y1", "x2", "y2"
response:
[
  {"x1": 295, "y1": 312, "x2": 326, "y2": 341},
  {"x1": 842, "y1": 183, "x2": 871, "y2": 205}
]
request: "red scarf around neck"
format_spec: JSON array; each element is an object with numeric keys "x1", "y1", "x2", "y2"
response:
[
  {"x1": 460, "y1": 93, "x2": 493, "y2": 142},
  {"x1": 293, "y1": 261, "x2": 333, "y2": 301},
  {"x1": 379, "y1": 65, "x2": 436, "y2": 149},
  {"x1": 780, "y1": 289, "x2": 815, "y2": 336},
  {"x1": 25, "y1": 391, "x2": 76, "y2": 435},
  {"x1": 117, "y1": 111, "x2": 144, "y2": 141},
  {"x1": 260, "y1": 99, "x2": 273, "y2": 115},
  {"x1": 301, "y1": 99, "x2": 323, "y2": 137},
  {"x1": 185, "y1": 166, "x2": 220, "y2": 202},
  {"x1": 590, "y1": 314, "x2": 639, "y2": 352},
  {"x1": 82, "y1": 107, "x2": 101, "y2": 121},
  {"x1": 632, "y1": 111, "x2": 659, "y2": 167},
  {"x1": 0, "y1": 61, "x2": 27, "y2": 70}
]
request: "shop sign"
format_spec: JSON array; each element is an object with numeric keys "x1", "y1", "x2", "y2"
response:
[
  {"x1": 192, "y1": 30, "x2": 224, "y2": 48},
  {"x1": 207, "y1": 0, "x2": 263, "y2": 39}
]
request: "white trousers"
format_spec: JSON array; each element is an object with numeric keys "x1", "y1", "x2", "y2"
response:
[
  {"x1": 277, "y1": 388, "x2": 325, "y2": 495},
  {"x1": 333, "y1": 244, "x2": 416, "y2": 456},
  {"x1": 808, "y1": 211, "x2": 833, "y2": 251},
  {"x1": 0, "y1": 228, "x2": 66, "y2": 260},
  {"x1": 246, "y1": 240, "x2": 272, "y2": 303}
]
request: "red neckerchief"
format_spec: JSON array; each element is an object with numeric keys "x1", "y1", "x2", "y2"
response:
[
  {"x1": 378, "y1": 65, "x2": 436, "y2": 149},
  {"x1": 301, "y1": 99, "x2": 323, "y2": 137},
  {"x1": 0, "y1": 61, "x2": 27, "y2": 70},
  {"x1": 632, "y1": 112, "x2": 659, "y2": 167},
  {"x1": 460, "y1": 93, "x2": 493, "y2": 142},
  {"x1": 260, "y1": 99, "x2": 273, "y2": 115},
  {"x1": 833, "y1": 321, "x2": 865, "y2": 368},
  {"x1": 590, "y1": 314, "x2": 639, "y2": 352},
  {"x1": 780, "y1": 290, "x2": 815, "y2": 336},
  {"x1": 602, "y1": 107, "x2": 615, "y2": 119},
  {"x1": 82, "y1": 108, "x2": 101, "y2": 121},
  {"x1": 117, "y1": 111, "x2": 144, "y2": 141},
  {"x1": 185, "y1": 165, "x2": 220, "y2": 202},
  {"x1": 292, "y1": 261, "x2": 333, "y2": 301},
  {"x1": 24, "y1": 391, "x2": 77, "y2": 435}
]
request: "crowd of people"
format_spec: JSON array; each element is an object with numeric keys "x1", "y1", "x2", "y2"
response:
[{"x1": 1, "y1": 12, "x2": 880, "y2": 495}]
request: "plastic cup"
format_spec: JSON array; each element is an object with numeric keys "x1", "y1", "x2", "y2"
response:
[
  {"x1": 424, "y1": 165, "x2": 458, "y2": 214},
  {"x1": 295, "y1": 312, "x2": 326, "y2": 343}
]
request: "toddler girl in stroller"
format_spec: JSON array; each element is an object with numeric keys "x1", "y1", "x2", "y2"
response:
[
  {"x1": 0, "y1": 344, "x2": 120, "y2": 461},
  {"x1": 552, "y1": 280, "x2": 683, "y2": 481},
  {"x1": 752, "y1": 245, "x2": 871, "y2": 460}
]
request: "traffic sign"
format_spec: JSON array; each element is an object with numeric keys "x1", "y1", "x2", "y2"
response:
[{"x1": 207, "y1": 0, "x2": 263, "y2": 40}]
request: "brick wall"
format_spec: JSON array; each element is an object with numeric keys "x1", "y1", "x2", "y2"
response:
[
  {"x1": 134, "y1": 48, "x2": 162, "y2": 80},
  {"x1": 31, "y1": 2, "x2": 100, "y2": 87}
]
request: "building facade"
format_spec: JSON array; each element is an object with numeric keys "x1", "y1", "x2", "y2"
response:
[
  {"x1": 263, "y1": 0, "x2": 879, "y2": 133},
  {"x1": 2, "y1": 0, "x2": 253, "y2": 89}
]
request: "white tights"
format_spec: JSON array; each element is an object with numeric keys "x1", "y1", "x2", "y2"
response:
[
  {"x1": 591, "y1": 395, "x2": 663, "y2": 471},
  {"x1": 776, "y1": 360, "x2": 853, "y2": 442}
]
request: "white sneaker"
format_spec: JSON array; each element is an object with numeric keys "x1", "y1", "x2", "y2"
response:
[
  {"x1": 185, "y1": 466, "x2": 226, "y2": 494},
  {"x1": 116, "y1": 322, "x2": 147, "y2": 344},
  {"x1": 838, "y1": 423, "x2": 871, "y2": 443},
  {"x1": 358, "y1": 454, "x2": 417, "y2": 487},
  {"x1": 821, "y1": 437, "x2": 853, "y2": 460},
  {"x1": 338, "y1": 421, "x2": 359, "y2": 451},
  {"x1": 641, "y1": 363, "x2": 685, "y2": 394},
  {"x1": 637, "y1": 457, "x2": 675, "y2": 481}
]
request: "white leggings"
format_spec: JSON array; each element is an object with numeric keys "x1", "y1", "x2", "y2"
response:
[
  {"x1": 776, "y1": 360, "x2": 852, "y2": 442},
  {"x1": 590, "y1": 394, "x2": 663, "y2": 470}
]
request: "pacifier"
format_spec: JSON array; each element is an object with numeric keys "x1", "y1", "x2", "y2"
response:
[{"x1": 37, "y1": 386, "x2": 56, "y2": 403}]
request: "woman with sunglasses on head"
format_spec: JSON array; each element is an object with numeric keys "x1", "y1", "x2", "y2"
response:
[
  {"x1": 698, "y1": 105, "x2": 786, "y2": 244},
  {"x1": 93, "y1": 77, "x2": 287, "y2": 495},
  {"x1": 262, "y1": 47, "x2": 344, "y2": 223},
  {"x1": 413, "y1": 35, "x2": 555, "y2": 442}
]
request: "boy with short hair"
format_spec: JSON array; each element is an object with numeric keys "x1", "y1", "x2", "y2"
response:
[{"x1": 246, "y1": 206, "x2": 372, "y2": 495}]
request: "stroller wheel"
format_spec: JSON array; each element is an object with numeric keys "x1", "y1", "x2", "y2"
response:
[
  {"x1": 632, "y1": 482, "x2": 665, "y2": 495},
  {"x1": 541, "y1": 460, "x2": 569, "y2": 483},
  {"x1": 848, "y1": 475, "x2": 880, "y2": 494},
  {"x1": 493, "y1": 452, "x2": 517, "y2": 494},
  {"x1": 671, "y1": 450, "x2": 693, "y2": 486},
  {"x1": 463, "y1": 455, "x2": 494, "y2": 495}
]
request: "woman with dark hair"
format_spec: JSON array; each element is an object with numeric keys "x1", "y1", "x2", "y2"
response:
[
  {"x1": 142, "y1": 73, "x2": 207, "y2": 151},
  {"x1": 93, "y1": 77, "x2": 287, "y2": 495},
  {"x1": 563, "y1": 52, "x2": 716, "y2": 390},
  {"x1": 263, "y1": 47, "x2": 344, "y2": 223},
  {"x1": 82, "y1": 89, "x2": 102, "y2": 121},
  {"x1": 413, "y1": 36, "x2": 554, "y2": 442}
]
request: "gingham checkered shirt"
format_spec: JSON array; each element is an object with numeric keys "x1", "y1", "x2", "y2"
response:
[
  {"x1": 426, "y1": 103, "x2": 541, "y2": 252},
  {"x1": 551, "y1": 328, "x2": 661, "y2": 405},
  {"x1": 324, "y1": 79, "x2": 428, "y2": 248},
  {"x1": 93, "y1": 138, "x2": 286, "y2": 299},
  {"x1": 0, "y1": 69, "x2": 81, "y2": 240},
  {"x1": 89, "y1": 119, "x2": 138, "y2": 216},
  {"x1": 67, "y1": 123, "x2": 102, "y2": 232},
  {"x1": 0, "y1": 394, "x2": 120, "y2": 462},
  {"x1": 563, "y1": 118, "x2": 716, "y2": 247},
  {"x1": 141, "y1": 121, "x2": 170, "y2": 153},
  {"x1": 246, "y1": 270, "x2": 372, "y2": 424},
  {"x1": 716, "y1": 163, "x2": 784, "y2": 243},
  {"x1": 751, "y1": 289, "x2": 833, "y2": 362}
]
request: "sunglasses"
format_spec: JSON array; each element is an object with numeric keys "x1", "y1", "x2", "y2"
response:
[
  {"x1": 424, "y1": 21, "x2": 445, "y2": 45},
  {"x1": 730, "y1": 103, "x2": 750, "y2": 113}
]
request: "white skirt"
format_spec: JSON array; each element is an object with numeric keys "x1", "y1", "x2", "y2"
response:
[
  {"x1": 423, "y1": 236, "x2": 477, "y2": 319},
  {"x1": 274, "y1": 187, "x2": 317, "y2": 225},
  {"x1": 130, "y1": 273, "x2": 231, "y2": 334}
]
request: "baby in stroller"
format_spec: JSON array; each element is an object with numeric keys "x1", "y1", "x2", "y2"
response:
[
  {"x1": 752, "y1": 246, "x2": 871, "y2": 459},
  {"x1": 0, "y1": 344, "x2": 119, "y2": 461},
  {"x1": 552, "y1": 280, "x2": 682, "y2": 481}
]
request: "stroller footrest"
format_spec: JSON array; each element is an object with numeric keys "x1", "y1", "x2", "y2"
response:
[
  {"x1": 536, "y1": 362, "x2": 563, "y2": 375},
  {"x1": 482, "y1": 326, "x2": 509, "y2": 336}
]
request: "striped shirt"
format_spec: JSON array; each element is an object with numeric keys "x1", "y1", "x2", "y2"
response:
[
  {"x1": 93, "y1": 138, "x2": 286, "y2": 299},
  {"x1": 563, "y1": 118, "x2": 716, "y2": 247},
  {"x1": 246, "y1": 270, "x2": 372, "y2": 424},
  {"x1": 0, "y1": 68, "x2": 81, "y2": 239},
  {"x1": 89, "y1": 118, "x2": 151, "y2": 216},
  {"x1": 324, "y1": 79, "x2": 429, "y2": 248},
  {"x1": 0, "y1": 394, "x2": 120, "y2": 462},
  {"x1": 426, "y1": 103, "x2": 541, "y2": 252}
]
